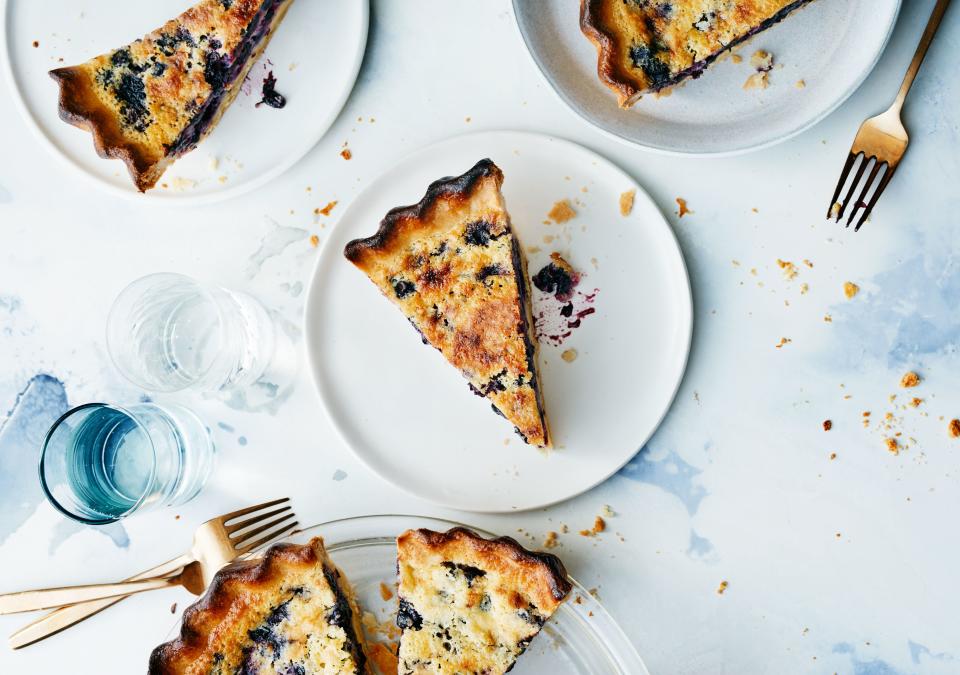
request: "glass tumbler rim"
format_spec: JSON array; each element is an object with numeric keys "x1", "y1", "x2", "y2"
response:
[
  {"x1": 38, "y1": 402, "x2": 159, "y2": 525},
  {"x1": 105, "y1": 272, "x2": 228, "y2": 393}
]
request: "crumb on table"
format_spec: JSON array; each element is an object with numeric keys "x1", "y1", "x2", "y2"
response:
[
  {"x1": 548, "y1": 199, "x2": 577, "y2": 223},
  {"x1": 619, "y1": 189, "x2": 636, "y2": 216},
  {"x1": 900, "y1": 371, "x2": 920, "y2": 388},
  {"x1": 843, "y1": 282, "x2": 860, "y2": 299}
]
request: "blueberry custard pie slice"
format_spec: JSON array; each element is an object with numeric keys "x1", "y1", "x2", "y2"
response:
[
  {"x1": 580, "y1": 0, "x2": 816, "y2": 106},
  {"x1": 344, "y1": 159, "x2": 550, "y2": 448},
  {"x1": 395, "y1": 527, "x2": 572, "y2": 674},
  {"x1": 49, "y1": 0, "x2": 294, "y2": 191},
  {"x1": 149, "y1": 537, "x2": 369, "y2": 675}
]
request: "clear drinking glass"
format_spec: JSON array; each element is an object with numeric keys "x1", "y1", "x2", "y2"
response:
[
  {"x1": 39, "y1": 402, "x2": 215, "y2": 524},
  {"x1": 106, "y1": 273, "x2": 277, "y2": 394}
]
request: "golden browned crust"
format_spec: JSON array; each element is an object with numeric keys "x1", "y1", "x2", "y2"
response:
[
  {"x1": 344, "y1": 159, "x2": 504, "y2": 268},
  {"x1": 49, "y1": 0, "x2": 292, "y2": 192},
  {"x1": 344, "y1": 160, "x2": 550, "y2": 447},
  {"x1": 49, "y1": 66, "x2": 167, "y2": 191},
  {"x1": 149, "y1": 537, "x2": 368, "y2": 675},
  {"x1": 398, "y1": 527, "x2": 572, "y2": 609},
  {"x1": 580, "y1": 0, "x2": 815, "y2": 107}
]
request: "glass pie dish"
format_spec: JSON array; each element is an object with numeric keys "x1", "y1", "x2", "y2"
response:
[{"x1": 164, "y1": 514, "x2": 649, "y2": 674}]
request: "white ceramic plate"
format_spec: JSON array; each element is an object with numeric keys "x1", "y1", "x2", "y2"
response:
[
  {"x1": 163, "y1": 515, "x2": 649, "y2": 674},
  {"x1": 304, "y1": 131, "x2": 692, "y2": 512},
  {"x1": 513, "y1": 0, "x2": 901, "y2": 155},
  {"x1": 0, "y1": 0, "x2": 367, "y2": 204}
]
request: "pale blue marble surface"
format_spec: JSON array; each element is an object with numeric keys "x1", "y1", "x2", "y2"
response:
[{"x1": 0, "y1": 1, "x2": 958, "y2": 673}]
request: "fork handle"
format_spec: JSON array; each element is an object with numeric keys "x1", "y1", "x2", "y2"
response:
[
  {"x1": 7, "y1": 552, "x2": 193, "y2": 649},
  {"x1": 0, "y1": 574, "x2": 186, "y2": 615},
  {"x1": 893, "y1": 0, "x2": 952, "y2": 110}
]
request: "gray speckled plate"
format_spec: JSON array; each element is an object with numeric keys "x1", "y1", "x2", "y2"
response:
[{"x1": 512, "y1": 0, "x2": 901, "y2": 156}]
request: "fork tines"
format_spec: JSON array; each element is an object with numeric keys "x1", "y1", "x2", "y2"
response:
[
  {"x1": 827, "y1": 152, "x2": 897, "y2": 232},
  {"x1": 222, "y1": 498, "x2": 298, "y2": 554}
]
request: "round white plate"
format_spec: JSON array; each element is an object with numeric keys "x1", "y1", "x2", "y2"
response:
[
  {"x1": 0, "y1": 0, "x2": 368, "y2": 204},
  {"x1": 304, "y1": 131, "x2": 692, "y2": 512},
  {"x1": 513, "y1": 0, "x2": 901, "y2": 155},
  {"x1": 164, "y1": 515, "x2": 649, "y2": 674}
]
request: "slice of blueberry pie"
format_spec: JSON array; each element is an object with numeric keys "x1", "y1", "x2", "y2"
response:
[
  {"x1": 344, "y1": 159, "x2": 550, "y2": 448},
  {"x1": 580, "y1": 0, "x2": 816, "y2": 106},
  {"x1": 395, "y1": 527, "x2": 572, "y2": 674},
  {"x1": 149, "y1": 537, "x2": 369, "y2": 675},
  {"x1": 49, "y1": 0, "x2": 293, "y2": 192}
]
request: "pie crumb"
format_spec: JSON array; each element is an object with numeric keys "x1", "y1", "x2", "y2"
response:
[
  {"x1": 676, "y1": 198, "x2": 692, "y2": 217},
  {"x1": 823, "y1": 420, "x2": 832, "y2": 431},
  {"x1": 309, "y1": 234, "x2": 320, "y2": 247},
  {"x1": 543, "y1": 531, "x2": 558, "y2": 549},
  {"x1": 316, "y1": 200, "x2": 337, "y2": 216},
  {"x1": 949, "y1": 419, "x2": 960, "y2": 439},
  {"x1": 170, "y1": 602, "x2": 177, "y2": 614},
  {"x1": 32, "y1": 40, "x2": 39, "y2": 48},
  {"x1": 731, "y1": 53, "x2": 743, "y2": 64},
  {"x1": 619, "y1": 189, "x2": 636, "y2": 216},
  {"x1": 885, "y1": 437, "x2": 899, "y2": 455},
  {"x1": 824, "y1": 314, "x2": 833, "y2": 323},
  {"x1": 716, "y1": 580, "x2": 728, "y2": 595},
  {"x1": 843, "y1": 282, "x2": 859, "y2": 299},
  {"x1": 775, "y1": 337, "x2": 791, "y2": 349},
  {"x1": 750, "y1": 50, "x2": 774, "y2": 71},
  {"x1": 743, "y1": 71, "x2": 769, "y2": 90},
  {"x1": 829, "y1": 452, "x2": 837, "y2": 460},
  {"x1": 900, "y1": 371, "x2": 920, "y2": 388},
  {"x1": 776, "y1": 259, "x2": 798, "y2": 280},
  {"x1": 909, "y1": 398, "x2": 923, "y2": 408},
  {"x1": 379, "y1": 582, "x2": 393, "y2": 602},
  {"x1": 601, "y1": 504, "x2": 615, "y2": 518},
  {"x1": 592, "y1": 516, "x2": 606, "y2": 533},
  {"x1": 561, "y1": 349, "x2": 578, "y2": 363},
  {"x1": 548, "y1": 200, "x2": 577, "y2": 223},
  {"x1": 340, "y1": 148, "x2": 352, "y2": 160},
  {"x1": 795, "y1": 79, "x2": 806, "y2": 89}
]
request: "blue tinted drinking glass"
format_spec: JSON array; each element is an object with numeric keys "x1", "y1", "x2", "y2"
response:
[{"x1": 39, "y1": 402, "x2": 215, "y2": 524}]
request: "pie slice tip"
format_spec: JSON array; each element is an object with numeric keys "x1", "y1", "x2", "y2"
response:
[
  {"x1": 49, "y1": 0, "x2": 294, "y2": 192},
  {"x1": 580, "y1": 0, "x2": 816, "y2": 107},
  {"x1": 344, "y1": 158, "x2": 550, "y2": 448}
]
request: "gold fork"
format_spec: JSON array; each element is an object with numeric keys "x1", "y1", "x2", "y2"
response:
[
  {"x1": 4, "y1": 498, "x2": 297, "y2": 648},
  {"x1": 827, "y1": 0, "x2": 951, "y2": 231}
]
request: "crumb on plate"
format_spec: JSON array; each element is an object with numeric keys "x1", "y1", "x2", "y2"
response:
[
  {"x1": 717, "y1": 580, "x2": 728, "y2": 595},
  {"x1": 775, "y1": 337, "x2": 791, "y2": 349},
  {"x1": 543, "y1": 531, "x2": 558, "y2": 549},
  {"x1": 949, "y1": 419, "x2": 960, "y2": 439},
  {"x1": 561, "y1": 348, "x2": 577, "y2": 363},
  {"x1": 619, "y1": 189, "x2": 635, "y2": 216},
  {"x1": 823, "y1": 420, "x2": 832, "y2": 431},
  {"x1": 379, "y1": 581, "x2": 394, "y2": 602},
  {"x1": 743, "y1": 71, "x2": 769, "y2": 90},
  {"x1": 750, "y1": 50, "x2": 774, "y2": 71},
  {"x1": 548, "y1": 199, "x2": 577, "y2": 223},
  {"x1": 315, "y1": 200, "x2": 337, "y2": 216},
  {"x1": 309, "y1": 234, "x2": 320, "y2": 247},
  {"x1": 885, "y1": 437, "x2": 899, "y2": 455},
  {"x1": 843, "y1": 282, "x2": 859, "y2": 299},
  {"x1": 340, "y1": 148, "x2": 352, "y2": 160},
  {"x1": 676, "y1": 198, "x2": 691, "y2": 217}
]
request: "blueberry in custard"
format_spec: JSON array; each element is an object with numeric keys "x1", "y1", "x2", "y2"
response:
[
  {"x1": 49, "y1": 0, "x2": 294, "y2": 191},
  {"x1": 149, "y1": 538, "x2": 369, "y2": 674},
  {"x1": 395, "y1": 527, "x2": 572, "y2": 674},
  {"x1": 580, "y1": 0, "x2": 817, "y2": 106},
  {"x1": 344, "y1": 159, "x2": 551, "y2": 448}
]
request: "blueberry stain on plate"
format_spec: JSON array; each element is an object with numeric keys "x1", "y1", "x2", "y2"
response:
[{"x1": 256, "y1": 70, "x2": 286, "y2": 109}]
